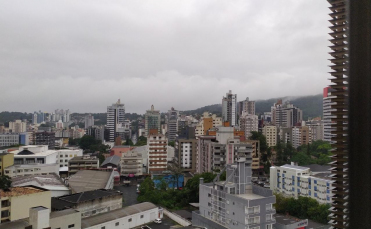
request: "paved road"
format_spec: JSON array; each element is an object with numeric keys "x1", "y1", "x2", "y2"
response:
[
  {"x1": 113, "y1": 184, "x2": 139, "y2": 207},
  {"x1": 146, "y1": 216, "x2": 178, "y2": 229}
]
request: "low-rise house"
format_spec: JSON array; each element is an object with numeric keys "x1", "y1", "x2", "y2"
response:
[
  {"x1": 4, "y1": 163, "x2": 59, "y2": 177},
  {"x1": 68, "y1": 155, "x2": 99, "y2": 175},
  {"x1": 0, "y1": 186, "x2": 51, "y2": 223},
  {"x1": 67, "y1": 170, "x2": 114, "y2": 193},
  {"x1": 51, "y1": 189, "x2": 122, "y2": 218},
  {"x1": 11, "y1": 174, "x2": 70, "y2": 197}
]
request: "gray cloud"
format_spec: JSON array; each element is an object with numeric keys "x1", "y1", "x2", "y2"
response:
[{"x1": 0, "y1": 0, "x2": 330, "y2": 114}]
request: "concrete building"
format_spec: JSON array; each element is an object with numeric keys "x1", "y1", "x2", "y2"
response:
[
  {"x1": 57, "y1": 149, "x2": 83, "y2": 168},
  {"x1": 243, "y1": 140, "x2": 261, "y2": 173},
  {"x1": 68, "y1": 155, "x2": 99, "y2": 175},
  {"x1": 262, "y1": 125, "x2": 277, "y2": 147},
  {"x1": 110, "y1": 145, "x2": 135, "y2": 157},
  {"x1": 222, "y1": 90, "x2": 237, "y2": 126},
  {"x1": 11, "y1": 174, "x2": 70, "y2": 197},
  {"x1": 10, "y1": 145, "x2": 58, "y2": 165},
  {"x1": 0, "y1": 152, "x2": 14, "y2": 176},
  {"x1": 35, "y1": 131, "x2": 55, "y2": 149},
  {"x1": 101, "y1": 155, "x2": 121, "y2": 169},
  {"x1": 195, "y1": 112, "x2": 223, "y2": 137},
  {"x1": 167, "y1": 107, "x2": 179, "y2": 142},
  {"x1": 67, "y1": 170, "x2": 114, "y2": 193},
  {"x1": 271, "y1": 100, "x2": 303, "y2": 128},
  {"x1": 51, "y1": 189, "x2": 122, "y2": 218},
  {"x1": 147, "y1": 134, "x2": 168, "y2": 173},
  {"x1": 84, "y1": 114, "x2": 95, "y2": 129},
  {"x1": 86, "y1": 125, "x2": 105, "y2": 141},
  {"x1": 4, "y1": 163, "x2": 59, "y2": 177},
  {"x1": 115, "y1": 119, "x2": 132, "y2": 141},
  {"x1": 0, "y1": 133, "x2": 19, "y2": 147},
  {"x1": 322, "y1": 87, "x2": 336, "y2": 143},
  {"x1": 19, "y1": 132, "x2": 30, "y2": 145},
  {"x1": 242, "y1": 97, "x2": 256, "y2": 115},
  {"x1": 145, "y1": 105, "x2": 161, "y2": 137},
  {"x1": 121, "y1": 151, "x2": 143, "y2": 177},
  {"x1": 305, "y1": 120, "x2": 324, "y2": 142},
  {"x1": 270, "y1": 163, "x2": 332, "y2": 204},
  {"x1": 9, "y1": 120, "x2": 27, "y2": 133},
  {"x1": 175, "y1": 138, "x2": 197, "y2": 172},
  {"x1": 193, "y1": 153, "x2": 276, "y2": 229},
  {"x1": 55, "y1": 120, "x2": 64, "y2": 129},
  {"x1": 107, "y1": 99, "x2": 125, "y2": 142},
  {"x1": 239, "y1": 112, "x2": 258, "y2": 139},
  {"x1": 292, "y1": 126, "x2": 311, "y2": 149},
  {"x1": 0, "y1": 186, "x2": 51, "y2": 223}
]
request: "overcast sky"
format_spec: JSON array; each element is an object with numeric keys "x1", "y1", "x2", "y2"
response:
[{"x1": 0, "y1": 0, "x2": 331, "y2": 114}]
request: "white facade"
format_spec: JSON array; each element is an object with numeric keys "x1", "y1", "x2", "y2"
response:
[
  {"x1": 55, "y1": 120, "x2": 64, "y2": 129},
  {"x1": 84, "y1": 114, "x2": 95, "y2": 129},
  {"x1": 270, "y1": 164, "x2": 332, "y2": 204},
  {"x1": 9, "y1": 120, "x2": 27, "y2": 133},
  {"x1": 262, "y1": 125, "x2": 277, "y2": 147},
  {"x1": 181, "y1": 142, "x2": 191, "y2": 168},
  {"x1": 107, "y1": 100, "x2": 125, "y2": 142},
  {"x1": 222, "y1": 90, "x2": 237, "y2": 126},
  {"x1": 239, "y1": 112, "x2": 258, "y2": 139},
  {"x1": 57, "y1": 149, "x2": 83, "y2": 168},
  {"x1": 4, "y1": 163, "x2": 59, "y2": 177},
  {"x1": 0, "y1": 134, "x2": 19, "y2": 147},
  {"x1": 323, "y1": 87, "x2": 336, "y2": 143}
]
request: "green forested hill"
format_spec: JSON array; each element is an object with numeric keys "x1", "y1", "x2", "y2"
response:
[{"x1": 0, "y1": 112, "x2": 32, "y2": 125}]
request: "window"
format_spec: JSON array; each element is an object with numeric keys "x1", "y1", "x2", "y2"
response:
[
  {"x1": 115, "y1": 222, "x2": 119, "y2": 226},
  {"x1": 68, "y1": 225, "x2": 75, "y2": 228},
  {"x1": 140, "y1": 215, "x2": 144, "y2": 218},
  {"x1": 128, "y1": 218, "x2": 132, "y2": 222}
]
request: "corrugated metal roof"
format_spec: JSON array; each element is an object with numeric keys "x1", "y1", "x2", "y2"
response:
[
  {"x1": 101, "y1": 155, "x2": 121, "y2": 167},
  {"x1": 81, "y1": 202, "x2": 157, "y2": 228},
  {"x1": 68, "y1": 170, "x2": 112, "y2": 193}
]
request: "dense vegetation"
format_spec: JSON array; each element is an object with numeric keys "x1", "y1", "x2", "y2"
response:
[
  {"x1": 69, "y1": 135, "x2": 110, "y2": 164},
  {"x1": 182, "y1": 104, "x2": 222, "y2": 117},
  {"x1": 137, "y1": 172, "x2": 219, "y2": 210},
  {"x1": 135, "y1": 136, "x2": 147, "y2": 146},
  {"x1": 275, "y1": 193, "x2": 330, "y2": 224},
  {"x1": 0, "y1": 175, "x2": 12, "y2": 191},
  {"x1": 0, "y1": 112, "x2": 32, "y2": 125}
]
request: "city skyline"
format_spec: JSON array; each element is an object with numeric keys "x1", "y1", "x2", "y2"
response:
[{"x1": 0, "y1": 0, "x2": 330, "y2": 113}]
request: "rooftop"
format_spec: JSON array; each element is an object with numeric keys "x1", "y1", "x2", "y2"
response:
[
  {"x1": 70, "y1": 156, "x2": 99, "y2": 162},
  {"x1": 67, "y1": 170, "x2": 113, "y2": 193},
  {"x1": 52, "y1": 189, "x2": 121, "y2": 210},
  {"x1": 6, "y1": 163, "x2": 58, "y2": 169},
  {"x1": 0, "y1": 186, "x2": 45, "y2": 198},
  {"x1": 312, "y1": 172, "x2": 332, "y2": 181},
  {"x1": 237, "y1": 192, "x2": 266, "y2": 200},
  {"x1": 101, "y1": 155, "x2": 121, "y2": 167},
  {"x1": 11, "y1": 174, "x2": 69, "y2": 191},
  {"x1": 112, "y1": 145, "x2": 133, "y2": 149},
  {"x1": 303, "y1": 164, "x2": 331, "y2": 172},
  {"x1": 81, "y1": 202, "x2": 157, "y2": 228},
  {"x1": 281, "y1": 164, "x2": 310, "y2": 171}
]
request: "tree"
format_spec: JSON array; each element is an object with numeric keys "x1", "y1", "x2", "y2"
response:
[
  {"x1": 0, "y1": 175, "x2": 12, "y2": 191},
  {"x1": 124, "y1": 138, "x2": 134, "y2": 146},
  {"x1": 249, "y1": 131, "x2": 268, "y2": 153},
  {"x1": 135, "y1": 136, "x2": 147, "y2": 146},
  {"x1": 168, "y1": 141, "x2": 175, "y2": 147},
  {"x1": 79, "y1": 135, "x2": 98, "y2": 150},
  {"x1": 167, "y1": 161, "x2": 183, "y2": 189},
  {"x1": 98, "y1": 153, "x2": 106, "y2": 165}
]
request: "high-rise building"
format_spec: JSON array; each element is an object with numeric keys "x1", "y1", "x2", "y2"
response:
[
  {"x1": 35, "y1": 132, "x2": 55, "y2": 149},
  {"x1": 242, "y1": 97, "x2": 255, "y2": 115},
  {"x1": 262, "y1": 125, "x2": 277, "y2": 147},
  {"x1": 147, "y1": 134, "x2": 168, "y2": 174},
  {"x1": 292, "y1": 126, "x2": 311, "y2": 149},
  {"x1": 271, "y1": 100, "x2": 303, "y2": 128},
  {"x1": 55, "y1": 120, "x2": 64, "y2": 129},
  {"x1": 195, "y1": 112, "x2": 223, "y2": 137},
  {"x1": 9, "y1": 120, "x2": 27, "y2": 133},
  {"x1": 193, "y1": 152, "x2": 276, "y2": 229},
  {"x1": 84, "y1": 114, "x2": 95, "y2": 129},
  {"x1": 167, "y1": 107, "x2": 179, "y2": 142},
  {"x1": 175, "y1": 138, "x2": 197, "y2": 172},
  {"x1": 323, "y1": 87, "x2": 336, "y2": 143},
  {"x1": 327, "y1": 0, "x2": 348, "y2": 228},
  {"x1": 144, "y1": 105, "x2": 161, "y2": 137},
  {"x1": 222, "y1": 90, "x2": 237, "y2": 126},
  {"x1": 37, "y1": 110, "x2": 45, "y2": 124},
  {"x1": 32, "y1": 112, "x2": 38, "y2": 124},
  {"x1": 107, "y1": 99, "x2": 125, "y2": 142},
  {"x1": 239, "y1": 111, "x2": 258, "y2": 139}
]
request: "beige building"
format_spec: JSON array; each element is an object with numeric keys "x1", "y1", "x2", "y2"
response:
[
  {"x1": 68, "y1": 155, "x2": 99, "y2": 175},
  {"x1": 195, "y1": 112, "x2": 223, "y2": 137},
  {"x1": 8, "y1": 120, "x2": 27, "y2": 133},
  {"x1": 147, "y1": 134, "x2": 168, "y2": 173},
  {"x1": 0, "y1": 186, "x2": 51, "y2": 223},
  {"x1": 121, "y1": 151, "x2": 143, "y2": 177},
  {"x1": 292, "y1": 126, "x2": 311, "y2": 149},
  {"x1": 4, "y1": 163, "x2": 59, "y2": 178},
  {"x1": 239, "y1": 112, "x2": 258, "y2": 139},
  {"x1": 243, "y1": 139, "x2": 260, "y2": 171},
  {"x1": 262, "y1": 125, "x2": 277, "y2": 147},
  {"x1": 0, "y1": 153, "x2": 14, "y2": 176}
]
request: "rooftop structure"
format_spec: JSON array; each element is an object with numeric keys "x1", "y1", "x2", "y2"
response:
[
  {"x1": 101, "y1": 155, "x2": 121, "y2": 168},
  {"x1": 67, "y1": 170, "x2": 114, "y2": 193}
]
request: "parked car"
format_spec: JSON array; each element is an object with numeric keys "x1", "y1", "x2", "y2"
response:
[{"x1": 154, "y1": 219, "x2": 162, "y2": 224}]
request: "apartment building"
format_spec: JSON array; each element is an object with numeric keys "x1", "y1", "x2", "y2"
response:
[
  {"x1": 241, "y1": 97, "x2": 256, "y2": 115},
  {"x1": 0, "y1": 133, "x2": 19, "y2": 147},
  {"x1": 147, "y1": 134, "x2": 168, "y2": 173},
  {"x1": 121, "y1": 151, "x2": 143, "y2": 177},
  {"x1": 262, "y1": 125, "x2": 277, "y2": 147},
  {"x1": 57, "y1": 149, "x2": 83, "y2": 168},
  {"x1": 270, "y1": 163, "x2": 332, "y2": 204},
  {"x1": 243, "y1": 140, "x2": 260, "y2": 172},
  {"x1": 292, "y1": 126, "x2": 311, "y2": 149},
  {"x1": 167, "y1": 107, "x2": 179, "y2": 142},
  {"x1": 222, "y1": 90, "x2": 237, "y2": 127},
  {"x1": 144, "y1": 105, "x2": 161, "y2": 137},
  {"x1": 84, "y1": 114, "x2": 95, "y2": 129},
  {"x1": 305, "y1": 120, "x2": 324, "y2": 142},
  {"x1": 271, "y1": 100, "x2": 303, "y2": 128},
  {"x1": 35, "y1": 131, "x2": 55, "y2": 149},
  {"x1": 195, "y1": 112, "x2": 223, "y2": 137},
  {"x1": 0, "y1": 186, "x2": 51, "y2": 223},
  {"x1": 239, "y1": 112, "x2": 258, "y2": 139},
  {"x1": 68, "y1": 155, "x2": 99, "y2": 175},
  {"x1": 0, "y1": 153, "x2": 14, "y2": 176},
  {"x1": 107, "y1": 99, "x2": 125, "y2": 142},
  {"x1": 193, "y1": 153, "x2": 276, "y2": 229},
  {"x1": 8, "y1": 120, "x2": 27, "y2": 133},
  {"x1": 175, "y1": 138, "x2": 197, "y2": 172}
]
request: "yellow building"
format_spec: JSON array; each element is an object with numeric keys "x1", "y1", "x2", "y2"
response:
[
  {"x1": 262, "y1": 125, "x2": 277, "y2": 147},
  {"x1": 0, "y1": 186, "x2": 51, "y2": 223},
  {"x1": 0, "y1": 153, "x2": 14, "y2": 176}
]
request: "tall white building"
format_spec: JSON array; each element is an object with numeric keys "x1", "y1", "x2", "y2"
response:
[
  {"x1": 9, "y1": 120, "x2": 27, "y2": 133},
  {"x1": 270, "y1": 163, "x2": 332, "y2": 204},
  {"x1": 84, "y1": 114, "x2": 95, "y2": 129},
  {"x1": 323, "y1": 87, "x2": 335, "y2": 143},
  {"x1": 239, "y1": 111, "x2": 258, "y2": 139},
  {"x1": 222, "y1": 90, "x2": 237, "y2": 126},
  {"x1": 271, "y1": 100, "x2": 303, "y2": 128},
  {"x1": 107, "y1": 99, "x2": 125, "y2": 142}
]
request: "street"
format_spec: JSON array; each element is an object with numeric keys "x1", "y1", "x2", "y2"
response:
[{"x1": 113, "y1": 183, "x2": 139, "y2": 207}]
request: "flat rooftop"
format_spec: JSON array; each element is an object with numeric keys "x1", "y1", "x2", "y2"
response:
[
  {"x1": 281, "y1": 164, "x2": 310, "y2": 171},
  {"x1": 67, "y1": 170, "x2": 112, "y2": 193},
  {"x1": 69, "y1": 156, "x2": 98, "y2": 161},
  {"x1": 237, "y1": 192, "x2": 266, "y2": 200},
  {"x1": 312, "y1": 172, "x2": 332, "y2": 181},
  {"x1": 6, "y1": 163, "x2": 58, "y2": 168},
  {"x1": 0, "y1": 186, "x2": 45, "y2": 198}
]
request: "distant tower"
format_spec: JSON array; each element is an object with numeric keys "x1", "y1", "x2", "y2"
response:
[
  {"x1": 107, "y1": 99, "x2": 125, "y2": 142},
  {"x1": 222, "y1": 90, "x2": 237, "y2": 126},
  {"x1": 145, "y1": 105, "x2": 161, "y2": 137}
]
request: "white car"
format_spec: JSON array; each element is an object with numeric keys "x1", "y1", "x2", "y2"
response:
[{"x1": 154, "y1": 219, "x2": 162, "y2": 224}]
